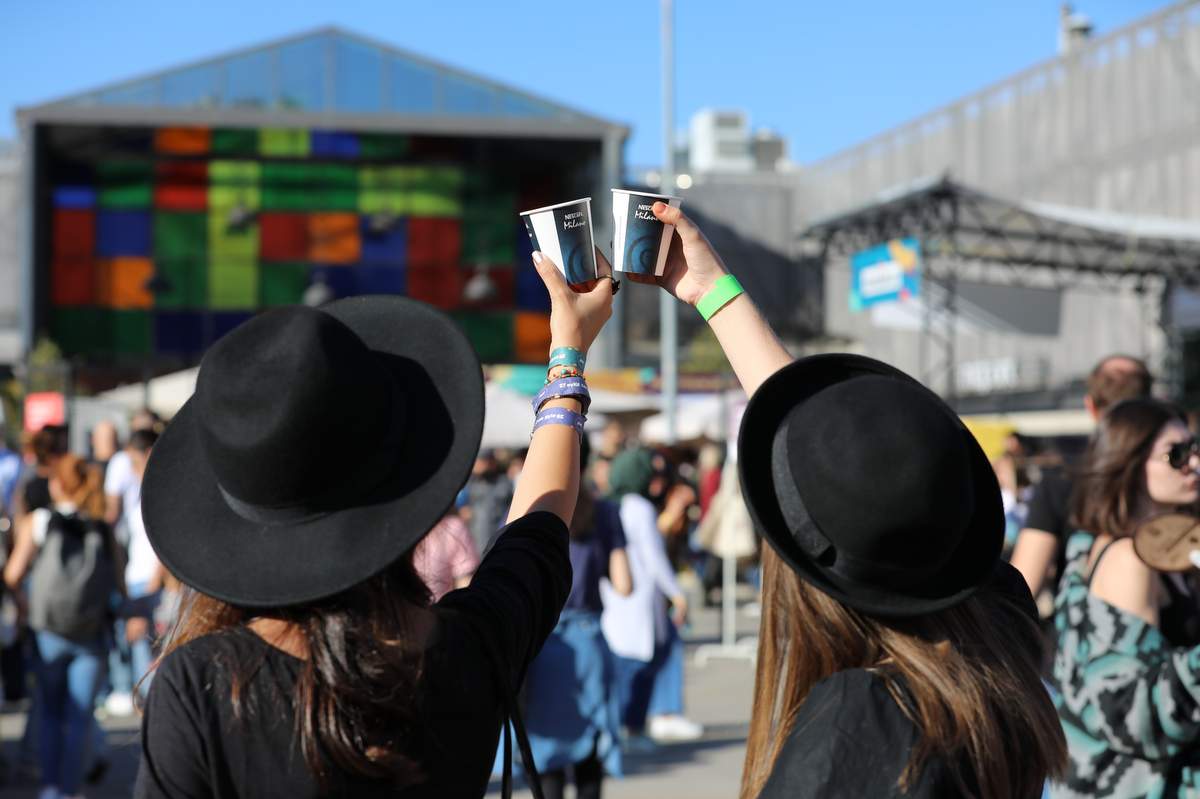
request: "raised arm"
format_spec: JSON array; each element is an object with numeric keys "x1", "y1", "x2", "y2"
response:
[
  {"x1": 506, "y1": 251, "x2": 613, "y2": 526},
  {"x1": 652, "y1": 203, "x2": 793, "y2": 397}
]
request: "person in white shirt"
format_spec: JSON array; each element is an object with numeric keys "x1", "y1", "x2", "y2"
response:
[{"x1": 601, "y1": 448, "x2": 703, "y2": 746}]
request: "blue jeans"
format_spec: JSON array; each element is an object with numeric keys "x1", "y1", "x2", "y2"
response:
[
  {"x1": 614, "y1": 625, "x2": 685, "y2": 731},
  {"x1": 125, "y1": 583, "x2": 161, "y2": 698},
  {"x1": 35, "y1": 630, "x2": 107, "y2": 795}
]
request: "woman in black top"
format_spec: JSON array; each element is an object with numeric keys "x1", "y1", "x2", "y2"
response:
[
  {"x1": 643, "y1": 202, "x2": 1067, "y2": 798},
  {"x1": 134, "y1": 252, "x2": 612, "y2": 797}
]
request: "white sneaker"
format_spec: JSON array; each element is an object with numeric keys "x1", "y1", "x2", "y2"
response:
[
  {"x1": 104, "y1": 692, "x2": 134, "y2": 716},
  {"x1": 648, "y1": 714, "x2": 704, "y2": 742}
]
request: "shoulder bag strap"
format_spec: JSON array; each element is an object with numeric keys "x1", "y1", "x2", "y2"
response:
[{"x1": 457, "y1": 610, "x2": 545, "y2": 799}]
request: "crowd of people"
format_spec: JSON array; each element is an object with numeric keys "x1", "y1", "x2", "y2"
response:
[{"x1": 0, "y1": 200, "x2": 1198, "y2": 799}]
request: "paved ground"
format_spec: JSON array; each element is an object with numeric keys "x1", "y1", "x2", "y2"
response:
[{"x1": 1, "y1": 592, "x2": 759, "y2": 799}]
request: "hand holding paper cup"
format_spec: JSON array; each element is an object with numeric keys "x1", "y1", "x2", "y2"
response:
[
  {"x1": 520, "y1": 198, "x2": 600, "y2": 291},
  {"x1": 612, "y1": 189, "x2": 682, "y2": 284}
]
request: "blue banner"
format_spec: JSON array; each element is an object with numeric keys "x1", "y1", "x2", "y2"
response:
[{"x1": 849, "y1": 238, "x2": 921, "y2": 311}]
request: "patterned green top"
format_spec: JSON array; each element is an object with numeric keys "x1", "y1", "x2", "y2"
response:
[{"x1": 1052, "y1": 531, "x2": 1200, "y2": 798}]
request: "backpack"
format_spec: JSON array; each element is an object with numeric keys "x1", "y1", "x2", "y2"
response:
[{"x1": 28, "y1": 512, "x2": 118, "y2": 642}]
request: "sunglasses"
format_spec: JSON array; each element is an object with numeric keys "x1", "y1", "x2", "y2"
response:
[{"x1": 1161, "y1": 438, "x2": 1200, "y2": 470}]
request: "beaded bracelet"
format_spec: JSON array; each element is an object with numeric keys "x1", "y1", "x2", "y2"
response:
[
  {"x1": 533, "y1": 376, "x2": 591, "y2": 416},
  {"x1": 532, "y1": 407, "x2": 587, "y2": 438},
  {"x1": 548, "y1": 346, "x2": 586, "y2": 373},
  {"x1": 546, "y1": 364, "x2": 583, "y2": 383}
]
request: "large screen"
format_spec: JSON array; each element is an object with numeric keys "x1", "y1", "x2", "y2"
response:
[{"x1": 37, "y1": 124, "x2": 595, "y2": 368}]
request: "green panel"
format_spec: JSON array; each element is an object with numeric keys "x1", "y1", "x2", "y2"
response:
[
  {"x1": 464, "y1": 191, "x2": 517, "y2": 220},
  {"x1": 154, "y1": 212, "x2": 209, "y2": 308},
  {"x1": 316, "y1": 164, "x2": 358, "y2": 188},
  {"x1": 260, "y1": 262, "x2": 311, "y2": 306},
  {"x1": 98, "y1": 184, "x2": 152, "y2": 209},
  {"x1": 209, "y1": 160, "x2": 261, "y2": 210},
  {"x1": 359, "y1": 166, "x2": 413, "y2": 190},
  {"x1": 208, "y1": 211, "x2": 259, "y2": 260},
  {"x1": 209, "y1": 260, "x2": 260, "y2": 309},
  {"x1": 409, "y1": 166, "x2": 464, "y2": 217},
  {"x1": 111, "y1": 310, "x2": 152, "y2": 355},
  {"x1": 463, "y1": 213, "x2": 516, "y2": 264},
  {"x1": 261, "y1": 161, "x2": 321, "y2": 185},
  {"x1": 358, "y1": 166, "x2": 411, "y2": 215},
  {"x1": 211, "y1": 128, "x2": 259, "y2": 156},
  {"x1": 154, "y1": 212, "x2": 207, "y2": 261},
  {"x1": 358, "y1": 133, "x2": 409, "y2": 160},
  {"x1": 358, "y1": 191, "x2": 407, "y2": 215},
  {"x1": 259, "y1": 129, "x2": 311, "y2": 158},
  {"x1": 50, "y1": 307, "x2": 104, "y2": 357},
  {"x1": 451, "y1": 312, "x2": 514, "y2": 363}
]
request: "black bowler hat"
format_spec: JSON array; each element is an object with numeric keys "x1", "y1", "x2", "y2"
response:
[
  {"x1": 738, "y1": 354, "x2": 1004, "y2": 618},
  {"x1": 142, "y1": 297, "x2": 484, "y2": 608}
]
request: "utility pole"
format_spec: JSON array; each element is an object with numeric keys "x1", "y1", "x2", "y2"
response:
[{"x1": 661, "y1": 0, "x2": 678, "y2": 444}]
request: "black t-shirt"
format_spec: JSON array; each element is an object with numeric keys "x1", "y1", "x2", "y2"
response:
[
  {"x1": 757, "y1": 669, "x2": 974, "y2": 798},
  {"x1": 1023, "y1": 467, "x2": 1075, "y2": 591},
  {"x1": 134, "y1": 511, "x2": 570, "y2": 799}
]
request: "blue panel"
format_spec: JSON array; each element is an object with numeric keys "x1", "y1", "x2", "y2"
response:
[
  {"x1": 96, "y1": 210, "x2": 152, "y2": 257},
  {"x1": 54, "y1": 186, "x2": 96, "y2": 209},
  {"x1": 442, "y1": 74, "x2": 494, "y2": 114},
  {"x1": 279, "y1": 37, "x2": 325, "y2": 111},
  {"x1": 515, "y1": 266, "x2": 550, "y2": 312},
  {"x1": 225, "y1": 50, "x2": 274, "y2": 109},
  {"x1": 311, "y1": 131, "x2": 361, "y2": 159},
  {"x1": 211, "y1": 311, "x2": 253, "y2": 343},
  {"x1": 161, "y1": 64, "x2": 222, "y2": 108},
  {"x1": 357, "y1": 266, "x2": 405, "y2": 295},
  {"x1": 360, "y1": 216, "x2": 407, "y2": 265},
  {"x1": 389, "y1": 56, "x2": 437, "y2": 113},
  {"x1": 311, "y1": 265, "x2": 358, "y2": 299},
  {"x1": 154, "y1": 311, "x2": 204, "y2": 355}
]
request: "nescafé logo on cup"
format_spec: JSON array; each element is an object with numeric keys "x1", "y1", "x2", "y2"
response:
[
  {"x1": 519, "y1": 198, "x2": 598, "y2": 286},
  {"x1": 611, "y1": 189, "x2": 682, "y2": 278}
]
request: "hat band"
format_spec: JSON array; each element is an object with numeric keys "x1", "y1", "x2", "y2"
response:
[{"x1": 770, "y1": 426, "x2": 834, "y2": 562}]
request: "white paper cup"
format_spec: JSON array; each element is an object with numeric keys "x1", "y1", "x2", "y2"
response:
[
  {"x1": 519, "y1": 198, "x2": 598, "y2": 287},
  {"x1": 611, "y1": 189, "x2": 682, "y2": 283}
]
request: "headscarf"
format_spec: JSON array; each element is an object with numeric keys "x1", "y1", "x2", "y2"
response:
[{"x1": 607, "y1": 448, "x2": 656, "y2": 500}]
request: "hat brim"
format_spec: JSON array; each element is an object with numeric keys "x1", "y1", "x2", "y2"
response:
[
  {"x1": 738, "y1": 354, "x2": 1004, "y2": 619},
  {"x1": 142, "y1": 296, "x2": 485, "y2": 608}
]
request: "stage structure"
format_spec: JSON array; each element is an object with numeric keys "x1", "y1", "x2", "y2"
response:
[{"x1": 800, "y1": 177, "x2": 1200, "y2": 403}]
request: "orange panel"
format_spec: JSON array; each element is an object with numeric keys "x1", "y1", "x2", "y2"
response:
[
  {"x1": 514, "y1": 312, "x2": 552, "y2": 363},
  {"x1": 308, "y1": 213, "x2": 361, "y2": 264},
  {"x1": 96, "y1": 257, "x2": 154, "y2": 309},
  {"x1": 154, "y1": 127, "x2": 211, "y2": 155}
]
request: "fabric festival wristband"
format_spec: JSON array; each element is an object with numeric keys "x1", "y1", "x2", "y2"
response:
[
  {"x1": 548, "y1": 346, "x2": 586, "y2": 372},
  {"x1": 696, "y1": 274, "x2": 745, "y2": 321},
  {"x1": 532, "y1": 407, "x2": 587, "y2": 438},
  {"x1": 533, "y1": 376, "x2": 591, "y2": 416}
]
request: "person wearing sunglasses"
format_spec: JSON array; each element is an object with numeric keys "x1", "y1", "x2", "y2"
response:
[{"x1": 1053, "y1": 397, "x2": 1200, "y2": 797}]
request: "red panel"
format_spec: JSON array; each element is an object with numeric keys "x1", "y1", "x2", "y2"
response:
[
  {"x1": 156, "y1": 161, "x2": 208, "y2": 184},
  {"x1": 155, "y1": 185, "x2": 207, "y2": 211},
  {"x1": 52, "y1": 257, "x2": 95, "y2": 306},
  {"x1": 53, "y1": 209, "x2": 95, "y2": 259},
  {"x1": 406, "y1": 264, "x2": 464, "y2": 310},
  {"x1": 407, "y1": 218, "x2": 461, "y2": 269},
  {"x1": 459, "y1": 266, "x2": 514, "y2": 310},
  {"x1": 259, "y1": 213, "x2": 310, "y2": 262}
]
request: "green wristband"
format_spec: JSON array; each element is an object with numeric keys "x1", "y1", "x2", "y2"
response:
[{"x1": 696, "y1": 274, "x2": 744, "y2": 321}]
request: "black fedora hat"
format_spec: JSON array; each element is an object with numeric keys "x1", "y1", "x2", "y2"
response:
[
  {"x1": 738, "y1": 354, "x2": 1003, "y2": 618},
  {"x1": 142, "y1": 296, "x2": 484, "y2": 608}
]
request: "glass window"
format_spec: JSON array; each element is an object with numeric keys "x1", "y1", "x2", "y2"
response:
[
  {"x1": 161, "y1": 64, "x2": 221, "y2": 108},
  {"x1": 278, "y1": 37, "x2": 326, "y2": 111},
  {"x1": 99, "y1": 79, "x2": 160, "y2": 106},
  {"x1": 389, "y1": 56, "x2": 437, "y2": 113},
  {"x1": 499, "y1": 92, "x2": 558, "y2": 118},
  {"x1": 226, "y1": 50, "x2": 274, "y2": 109},
  {"x1": 442, "y1": 74, "x2": 494, "y2": 115},
  {"x1": 334, "y1": 38, "x2": 384, "y2": 113}
]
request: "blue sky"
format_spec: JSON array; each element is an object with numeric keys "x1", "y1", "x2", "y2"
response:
[{"x1": 0, "y1": 0, "x2": 1168, "y2": 166}]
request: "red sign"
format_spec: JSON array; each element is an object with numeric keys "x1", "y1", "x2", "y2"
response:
[{"x1": 24, "y1": 392, "x2": 66, "y2": 433}]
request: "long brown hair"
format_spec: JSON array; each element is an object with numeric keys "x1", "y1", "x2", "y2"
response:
[
  {"x1": 1071, "y1": 397, "x2": 1187, "y2": 539},
  {"x1": 154, "y1": 553, "x2": 433, "y2": 789},
  {"x1": 740, "y1": 547, "x2": 1066, "y2": 799},
  {"x1": 51, "y1": 454, "x2": 105, "y2": 518}
]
